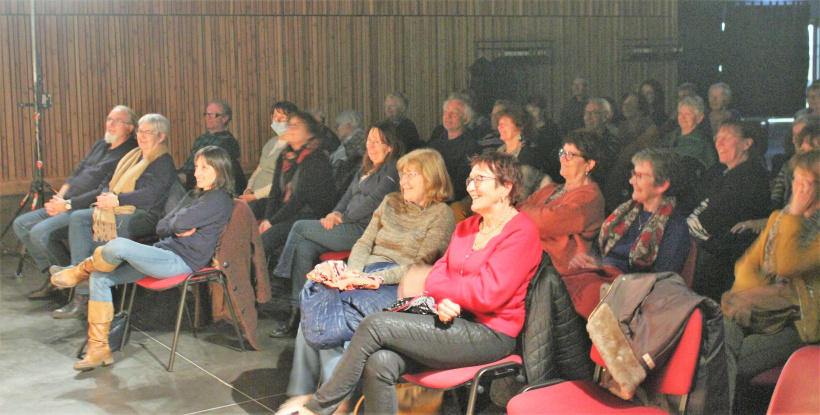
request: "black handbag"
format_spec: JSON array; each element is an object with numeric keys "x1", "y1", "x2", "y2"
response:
[{"x1": 383, "y1": 293, "x2": 439, "y2": 315}]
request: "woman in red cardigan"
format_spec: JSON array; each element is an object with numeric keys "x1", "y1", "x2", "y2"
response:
[
  {"x1": 518, "y1": 130, "x2": 606, "y2": 274},
  {"x1": 295, "y1": 152, "x2": 542, "y2": 415}
]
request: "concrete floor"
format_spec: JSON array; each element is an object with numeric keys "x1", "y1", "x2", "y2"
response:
[{"x1": 0, "y1": 235, "x2": 295, "y2": 415}]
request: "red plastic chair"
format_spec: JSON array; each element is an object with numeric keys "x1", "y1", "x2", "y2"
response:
[
  {"x1": 507, "y1": 308, "x2": 703, "y2": 414},
  {"x1": 121, "y1": 267, "x2": 245, "y2": 371},
  {"x1": 318, "y1": 250, "x2": 351, "y2": 262},
  {"x1": 766, "y1": 345, "x2": 820, "y2": 415},
  {"x1": 402, "y1": 355, "x2": 525, "y2": 415}
]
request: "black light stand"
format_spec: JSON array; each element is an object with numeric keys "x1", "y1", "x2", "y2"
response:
[{"x1": 0, "y1": 0, "x2": 54, "y2": 278}]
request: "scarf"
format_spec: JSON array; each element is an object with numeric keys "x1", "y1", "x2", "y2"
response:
[
  {"x1": 92, "y1": 144, "x2": 169, "y2": 242},
  {"x1": 599, "y1": 196, "x2": 676, "y2": 270},
  {"x1": 763, "y1": 207, "x2": 820, "y2": 279},
  {"x1": 280, "y1": 138, "x2": 319, "y2": 202}
]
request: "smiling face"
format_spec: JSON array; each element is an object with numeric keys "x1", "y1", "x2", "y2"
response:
[
  {"x1": 715, "y1": 125, "x2": 751, "y2": 170},
  {"x1": 194, "y1": 156, "x2": 218, "y2": 191},
  {"x1": 136, "y1": 121, "x2": 165, "y2": 155},
  {"x1": 497, "y1": 115, "x2": 521, "y2": 143},
  {"x1": 709, "y1": 87, "x2": 727, "y2": 111},
  {"x1": 559, "y1": 143, "x2": 593, "y2": 184},
  {"x1": 621, "y1": 95, "x2": 640, "y2": 120},
  {"x1": 400, "y1": 162, "x2": 427, "y2": 206},
  {"x1": 365, "y1": 127, "x2": 393, "y2": 166},
  {"x1": 384, "y1": 97, "x2": 403, "y2": 119},
  {"x1": 467, "y1": 163, "x2": 509, "y2": 215},
  {"x1": 281, "y1": 116, "x2": 312, "y2": 149},
  {"x1": 630, "y1": 160, "x2": 667, "y2": 207},
  {"x1": 584, "y1": 102, "x2": 607, "y2": 132},
  {"x1": 105, "y1": 108, "x2": 134, "y2": 143},
  {"x1": 442, "y1": 100, "x2": 469, "y2": 133},
  {"x1": 677, "y1": 104, "x2": 703, "y2": 135}
]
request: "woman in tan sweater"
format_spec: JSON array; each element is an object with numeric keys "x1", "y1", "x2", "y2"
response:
[{"x1": 276, "y1": 148, "x2": 456, "y2": 415}]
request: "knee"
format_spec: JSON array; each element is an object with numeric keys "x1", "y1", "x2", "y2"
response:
[{"x1": 363, "y1": 350, "x2": 404, "y2": 384}]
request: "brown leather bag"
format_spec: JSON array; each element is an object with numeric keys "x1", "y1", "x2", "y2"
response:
[{"x1": 721, "y1": 281, "x2": 800, "y2": 335}]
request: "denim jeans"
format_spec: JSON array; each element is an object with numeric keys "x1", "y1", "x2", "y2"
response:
[
  {"x1": 88, "y1": 237, "x2": 192, "y2": 302},
  {"x1": 286, "y1": 262, "x2": 399, "y2": 398},
  {"x1": 68, "y1": 209, "x2": 134, "y2": 295},
  {"x1": 12, "y1": 208, "x2": 72, "y2": 272},
  {"x1": 273, "y1": 219, "x2": 365, "y2": 304}
]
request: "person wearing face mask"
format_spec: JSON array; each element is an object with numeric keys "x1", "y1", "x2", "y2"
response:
[{"x1": 240, "y1": 101, "x2": 299, "y2": 219}]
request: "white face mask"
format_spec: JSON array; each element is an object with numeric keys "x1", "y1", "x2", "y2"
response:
[{"x1": 271, "y1": 121, "x2": 288, "y2": 136}]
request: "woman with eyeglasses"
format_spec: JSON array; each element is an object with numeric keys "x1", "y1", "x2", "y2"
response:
[
  {"x1": 564, "y1": 148, "x2": 691, "y2": 318},
  {"x1": 268, "y1": 121, "x2": 401, "y2": 338},
  {"x1": 275, "y1": 148, "x2": 455, "y2": 414},
  {"x1": 293, "y1": 152, "x2": 541, "y2": 415},
  {"x1": 518, "y1": 130, "x2": 606, "y2": 275}
]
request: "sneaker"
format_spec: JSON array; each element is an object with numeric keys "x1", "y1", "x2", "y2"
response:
[{"x1": 274, "y1": 395, "x2": 312, "y2": 415}]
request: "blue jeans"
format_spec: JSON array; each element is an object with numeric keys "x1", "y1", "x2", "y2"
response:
[
  {"x1": 68, "y1": 208, "x2": 134, "y2": 294},
  {"x1": 273, "y1": 219, "x2": 365, "y2": 304},
  {"x1": 287, "y1": 262, "x2": 399, "y2": 398},
  {"x1": 88, "y1": 238, "x2": 192, "y2": 302},
  {"x1": 13, "y1": 208, "x2": 72, "y2": 272}
]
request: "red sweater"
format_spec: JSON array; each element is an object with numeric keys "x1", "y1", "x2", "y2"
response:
[
  {"x1": 518, "y1": 183, "x2": 605, "y2": 275},
  {"x1": 424, "y1": 213, "x2": 542, "y2": 338}
]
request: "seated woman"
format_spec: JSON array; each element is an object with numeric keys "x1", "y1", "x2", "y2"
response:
[
  {"x1": 53, "y1": 113, "x2": 177, "y2": 319},
  {"x1": 50, "y1": 146, "x2": 235, "y2": 371},
  {"x1": 687, "y1": 119, "x2": 770, "y2": 301},
  {"x1": 269, "y1": 121, "x2": 401, "y2": 337},
  {"x1": 496, "y1": 103, "x2": 548, "y2": 197},
  {"x1": 524, "y1": 95, "x2": 562, "y2": 183},
  {"x1": 275, "y1": 148, "x2": 456, "y2": 414},
  {"x1": 518, "y1": 130, "x2": 605, "y2": 274},
  {"x1": 564, "y1": 148, "x2": 691, "y2": 319},
  {"x1": 239, "y1": 100, "x2": 299, "y2": 219},
  {"x1": 723, "y1": 149, "x2": 820, "y2": 409},
  {"x1": 259, "y1": 111, "x2": 336, "y2": 270},
  {"x1": 294, "y1": 152, "x2": 542, "y2": 415}
]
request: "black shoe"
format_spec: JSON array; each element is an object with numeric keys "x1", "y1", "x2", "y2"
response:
[
  {"x1": 26, "y1": 279, "x2": 61, "y2": 300},
  {"x1": 270, "y1": 306, "x2": 300, "y2": 338},
  {"x1": 52, "y1": 293, "x2": 88, "y2": 319}
]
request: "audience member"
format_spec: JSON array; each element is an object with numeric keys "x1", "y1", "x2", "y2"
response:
[
  {"x1": 794, "y1": 80, "x2": 820, "y2": 119},
  {"x1": 603, "y1": 91, "x2": 661, "y2": 213},
  {"x1": 702, "y1": 82, "x2": 742, "y2": 138},
  {"x1": 659, "y1": 82, "x2": 698, "y2": 136},
  {"x1": 309, "y1": 108, "x2": 341, "y2": 154},
  {"x1": 178, "y1": 99, "x2": 247, "y2": 192},
  {"x1": 476, "y1": 100, "x2": 508, "y2": 154},
  {"x1": 384, "y1": 92, "x2": 423, "y2": 151},
  {"x1": 658, "y1": 95, "x2": 717, "y2": 172},
  {"x1": 50, "y1": 113, "x2": 178, "y2": 319},
  {"x1": 563, "y1": 148, "x2": 690, "y2": 318},
  {"x1": 688, "y1": 119, "x2": 770, "y2": 301},
  {"x1": 495, "y1": 103, "x2": 547, "y2": 198},
  {"x1": 259, "y1": 111, "x2": 335, "y2": 271},
  {"x1": 14, "y1": 106, "x2": 138, "y2": 300},
  {"x1": 275, "y1": 148, "x2": 455, "y2": 414},
  {"x1": 583, "y1": 97, "x2": 619, "y2": 178},
  {"x1": 240, "y1": 101, "x2": 299, "y2": 218},
  {"x1": 269, "y1": 121, "x2": 400, "y2": 338},
  {"x1": 297, "y1": 152, "x2": 541, "y2": 415},
  {"x1": 427, "y1": 93, "x2": 481, "y2": 220},
  {"x1": 328, "y1": 110, "x2": 367, "y2": 198},
  {"x1": 525, "y1": 95, "x2": 563, "y2": 183},
  {"x1": 640, "y1": 79, "x2": 668, "y2": 127},
  {"x1": 518, "y1": 130, "x2": 606, "y2": 274},
  {"x1": 558, "y1": 74, "x2": 590, "y2": 134},
  {"x1": 722, "y1": 149, "x2": 820, "y2": 409},
  {"x1": 50, "y1": 146, "x2": 234, "y2": 371}
]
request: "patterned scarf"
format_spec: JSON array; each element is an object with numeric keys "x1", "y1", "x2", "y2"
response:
[
  {"x1": 280, "y1": 138, "x2": 319, "y2": 202},
  {"x1": 763, "y1": 207, "x2": 820, "y2": 279},
  {"x1": 599, "y1": 196, "x2": 676, "y2": 270}
]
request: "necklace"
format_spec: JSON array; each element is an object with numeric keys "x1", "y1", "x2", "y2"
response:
[
  {"x1": 637, "y1": 212, "x2": 647, "y2": 230},
  {"x1": 478, "y1": 207, "x2": 514, "y2": 236}
]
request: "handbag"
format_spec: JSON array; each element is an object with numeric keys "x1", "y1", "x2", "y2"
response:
[
  {"x1": 721, "y1": 281, "x2": 800, "y2": 335},
  {"x1": 383, "y1": 292, "x2": 439, "y2": 315}
]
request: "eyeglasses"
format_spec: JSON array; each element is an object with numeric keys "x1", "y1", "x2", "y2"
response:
[
  {"x1": 399, "y1": 171, "x2": 421, "y2": 180},
  {"x1": 558, "y1": 148, "x2": 585, "y2": 161},
  {"x1": 136, "y1": 130, "x2": 158, "y2": 137},
  {"x1": 203, "y1": 112, "x2": 223, "y2": 118},
  {"x1": 465, "y1": 175, "x2": 498, "y2": 187},
  {"x1": 630, "y1": 170, "x2": 654, "y2": 180},
  {"x1": 106, "y1": 117, "x2": 131, "y2": 126}
]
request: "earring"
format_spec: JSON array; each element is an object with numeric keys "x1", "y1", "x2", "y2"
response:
[{"x1": 585, "y1": 171, "x2": 589, "y2": 176}]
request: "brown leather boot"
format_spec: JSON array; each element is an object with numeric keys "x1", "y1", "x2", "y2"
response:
[
  {"x1": 74, "y1": 301, "x2": 115, "y2": 371},
  {"x1": 51, "y1": 247, "x2": 117, "y2": 288}
]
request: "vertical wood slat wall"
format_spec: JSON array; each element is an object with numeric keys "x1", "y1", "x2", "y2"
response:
[{"x1": 0, "y1": 0, "x2": 677, "y2": 195}]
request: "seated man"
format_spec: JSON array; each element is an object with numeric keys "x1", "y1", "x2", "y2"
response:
[
  {"x1": 427, "y1": 93, "x2": 481, "y2": 222},
  {"x1": 309, "y1": 108, "x2": 341, "y2": 154},
  {"x1": 583, "y1": 97, "x2": 620, "y2": 178},
  {"x1": 558, "y1": 74, "x2": 590, "y2": 135},
  {"x1": 384, "y1": 92, "x2": 423, "y2": 152},
  {"x1": 14, "y1": 105, "x2": 138, "y2": 302},
  {"x1": 178, "y1": 99, "x2": 246, "y2": 192},
  {"x1": 328, "y1": 109, "x2": 367, "y2": 199},
  {"x1": 240, "y1": 101, "x2": 298, "y2": 219}
]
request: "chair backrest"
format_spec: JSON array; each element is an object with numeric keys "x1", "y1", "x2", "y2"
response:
[
  {"x1": 767, "y1": 345, "x2": 820, "y2": 415},
  {"x1": 590, "y1": 308, "x2": 703, "y2": 396}
]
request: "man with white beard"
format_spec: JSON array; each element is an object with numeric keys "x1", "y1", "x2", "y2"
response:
[{"x1": 13, "y1": 105, "x2": 138, "y2": 312}]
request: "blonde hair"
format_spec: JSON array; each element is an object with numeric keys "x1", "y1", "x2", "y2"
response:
[{"x1": 397, "y1": 149, "x2": 453, "y2": 204}]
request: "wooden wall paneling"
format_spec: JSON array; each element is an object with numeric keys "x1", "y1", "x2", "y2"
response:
[
  {"x1": 0, "y1": 16, "x2": 11, "y2": 182},
  {"x1": 403, "y1": 15, "x2": 438, "y2": 139}
]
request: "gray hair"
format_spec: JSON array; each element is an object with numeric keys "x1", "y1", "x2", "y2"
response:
[
  {"x1": 138, "y1": 113, "x2": 171, "y2": 138},
  {"x1": 386, "y1": 92, "x2": 409, "y2": 111},
  {"x1": 443, "y1": 92, "x2": 475, "y2": 124},
  {"x1": 112, "y1": 105, "x2": 138, "y2": 127},
  {"x1": 587, "y1": 97, "x2": 612, "y2": 120},
  {"x1": 334, "y1": 110, "x2": 363, "y2": 130},
  {"x1": 632, "y1": 148, "x2": 682, "y2": 195},
  {"x1": 210, "y1": 99, "x2": 232, "y2": 124},
  {"x1": 308, "y1": 109, "x2": 327, "y2": 124},
  {"x1": 709, "y1": 82, "x2": 732, "y2": 104},
  {"x1": 678, "y1": 95, "x2": 705, "y2": 118}
]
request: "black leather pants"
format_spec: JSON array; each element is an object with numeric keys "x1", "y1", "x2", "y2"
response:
[{"x1": 305, "y1": 311, "x2": 516, "y2": 414}]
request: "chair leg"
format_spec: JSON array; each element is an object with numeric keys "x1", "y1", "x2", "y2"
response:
[
  {"x1": 120, "y1": 283, "x2": 138, "y2": 352},
  {"x1": 167, "y1": 279, "x2": 190, "y2": 372},
  {"x1": 75, "y1": 338, "x2": 88, "y2": 359},
  {"x1": 216, "y1": 276, "x2": 246, "y2": 352}
]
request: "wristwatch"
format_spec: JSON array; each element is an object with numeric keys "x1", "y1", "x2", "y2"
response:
[{"x1": 65, "y1": 199, "x2": 72, "y2": 210}]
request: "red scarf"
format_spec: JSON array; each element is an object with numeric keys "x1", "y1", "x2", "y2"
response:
[
  {"x1": 598, "y1": 196, "x2": 676, "y2": 270},
  {"x1": 281, "y1": 138, "x2": 319, "y2": 202}
]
